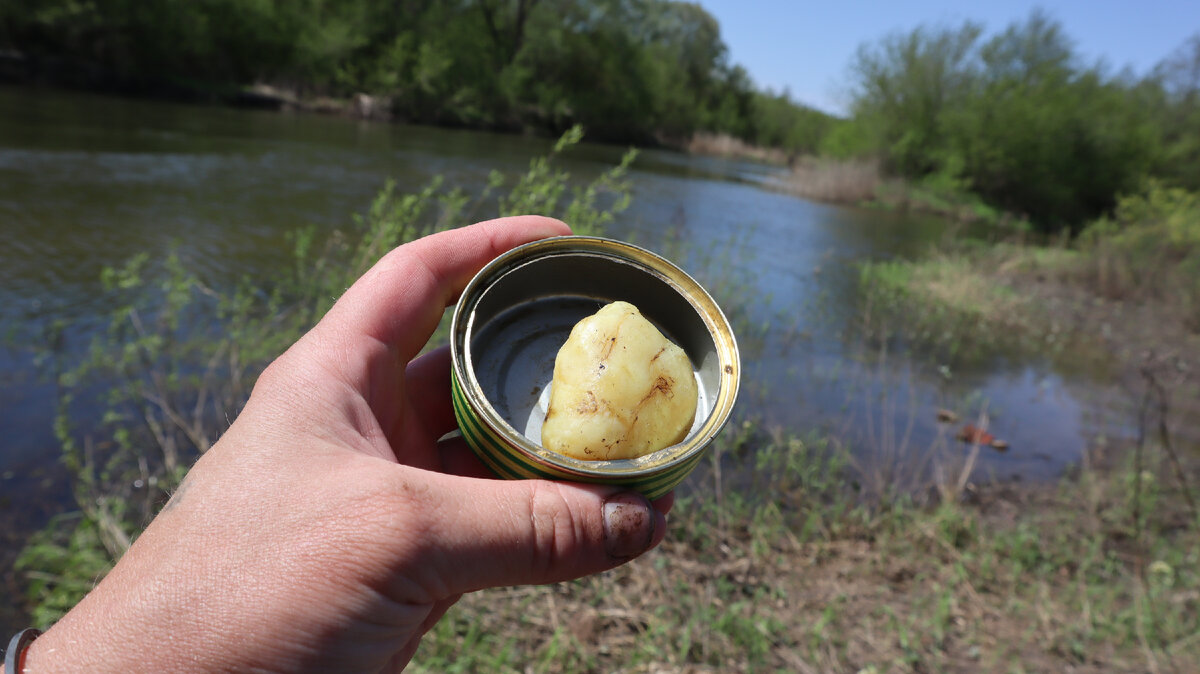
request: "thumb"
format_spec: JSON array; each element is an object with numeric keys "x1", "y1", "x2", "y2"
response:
[{"x1": 419, "y1": 475, "x2": 668, "y2": 594}]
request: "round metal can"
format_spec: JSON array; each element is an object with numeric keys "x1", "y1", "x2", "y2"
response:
[{"x1": 450, "y1": 235, "x2": 740, "y2": 499}]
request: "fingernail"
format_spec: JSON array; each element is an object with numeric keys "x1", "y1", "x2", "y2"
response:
[{"x1": 603, "y1": 492, "x2": 655, "y2": 559}]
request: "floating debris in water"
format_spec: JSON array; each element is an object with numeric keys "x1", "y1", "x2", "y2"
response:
[
  {"x1": 956, "y1": 424, "x2": 1009, "y2": 451},
  {"x1": 935, "y1": 408, "x2": 960, "y2": 423}
]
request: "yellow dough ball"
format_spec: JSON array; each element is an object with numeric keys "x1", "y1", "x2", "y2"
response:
[{"x1": 542, "y1": 301, "x2": 698, "y2": 460}]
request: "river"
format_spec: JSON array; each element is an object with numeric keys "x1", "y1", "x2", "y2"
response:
[{"x1": 0, "y1": 86, "x2": 1134, "y2": 629}]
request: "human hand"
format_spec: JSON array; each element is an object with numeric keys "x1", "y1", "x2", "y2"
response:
[{"x1": 16, "y1": 216, "x2": 671, "y2": 673}]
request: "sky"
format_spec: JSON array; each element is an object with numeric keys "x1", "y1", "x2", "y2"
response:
[{"x1": 694, "y1": 0, "x2": 1200, "y2": 115}]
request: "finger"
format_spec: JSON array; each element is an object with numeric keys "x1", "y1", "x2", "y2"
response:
[
  {"x1": 404, "y1": 345, "x2": 457, "y2": 440},
  {"x1": 436, "y1": 435, "x2": 498, "y2": 479},
  {"x1": 321, "y1": 216, "x2": 571, "y2": 362},
  {"x1": 651, "y1": 491, "x2": 675, "y2": 516},
  {"x1": 404, "y1": 474, "x2": 668, "y2": 595}
]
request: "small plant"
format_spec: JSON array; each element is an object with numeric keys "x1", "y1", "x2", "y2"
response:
[
  {"x1": 1076, "y1": 182, "x2": 1200, "y2": 330},
  {"x1": 17, "y1": 127, "x2": 637, "y2": 626}
]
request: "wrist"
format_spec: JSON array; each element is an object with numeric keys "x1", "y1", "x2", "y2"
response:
[{"x1": 3, "y1": 628, "x2": 41, "y2": 674}]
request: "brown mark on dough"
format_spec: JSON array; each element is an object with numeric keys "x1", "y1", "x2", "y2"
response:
[
  {"x1": 601, "y1": 336, "x2": 617, "y2": 360},
  {"x1": 649, "y1": 347, "x2": 666, "y2": 364},
  {"x1": 576, "y1": 390, "x2": 599, "y2": 415},
  {"x1": 638, "y1": 376, "x2": 675, "y2": 403},
  {"x1": 598, "y1": 315, "x2": 631, "y2": 361}
]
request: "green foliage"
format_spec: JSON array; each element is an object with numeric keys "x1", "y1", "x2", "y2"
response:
[
  {"x1": 819, "y1": 118, "x2": 878, "y2": 159},
  {"x1": 1075, "y1": 182, "x2": 1200, "y2": 329},
  {"x1": 1145, "y1": 34, "x2": 1200, "y2": 192},
  {"x1": 745, "y1": 90, "x2": 835, "y2": 155},
  {"x1": 841, "y1": 11, "x2": 1174, "y2": 232},
  {"x1": 19, "y1": 128, "x2": 636, "y2": 621},
  {"x1": 496, "y1": 126, "x2": 636, "y2": 235},
  {"x1": 15, "y1": 514, "x2": 120, "y2": 628},
  {"x1": 0, "y1": 0, "x2": 827, "y2": 147},
  {"x1": 6, "y1": 2, "x2": 1198, "y2": 234},
  {"x1": 848, "y1": 19, "x2": 983, "y2": 177}
]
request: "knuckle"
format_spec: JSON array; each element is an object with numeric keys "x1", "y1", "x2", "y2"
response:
[{"x1": 525, "y1": 481, "x2": 584, "y2": 578}]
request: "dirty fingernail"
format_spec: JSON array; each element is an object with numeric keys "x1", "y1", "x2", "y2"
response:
[{"x1": 603, "y1": 491, "x2": 655, "y2": 559}]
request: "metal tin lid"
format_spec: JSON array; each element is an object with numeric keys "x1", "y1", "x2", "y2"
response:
[{"x1": 451, "y1": 235, "x2": 740, "y2": 479}]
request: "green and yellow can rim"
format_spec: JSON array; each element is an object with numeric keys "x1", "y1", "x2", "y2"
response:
[{"x1": 449, "y1": 235, "x2": 740, "y2": 499}]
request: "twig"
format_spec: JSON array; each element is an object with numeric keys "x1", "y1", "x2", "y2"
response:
[
  {"x1": 1142, "y1": 362, "x2": 1198, "y2": 521},
  {"x1": 1134, "y1": 379, "x2": 1150, "y2": 540},
  {"x1": 714, "y1": 440, "x2": 726, "y2": 543},
  {"x1": 1133, "y1": 579, "x2": 1162, "y2": 674}
]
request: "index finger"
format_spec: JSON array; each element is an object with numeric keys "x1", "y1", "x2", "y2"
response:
[{"x1": 321, "y1": 216, "x2": 571, "y2": 361}]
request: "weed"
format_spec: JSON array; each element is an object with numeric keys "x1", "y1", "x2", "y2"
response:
[
  {"x1": 778, "y1": 156, "x2": 883, "y2": 203},
  {"x1": 16, "y1": 126, "x2": 638, "y2": 626}
]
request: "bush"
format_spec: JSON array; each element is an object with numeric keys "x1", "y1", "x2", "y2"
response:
[
  {"x1": 841, "y1": 11, "x2": 1162, "y2": 232},
  {"x1": 1076, "y1": 182, "x2": 1200, "y2": 329}
]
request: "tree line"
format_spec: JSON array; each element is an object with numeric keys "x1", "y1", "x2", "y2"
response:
[
  {"x1": 2, "y1": 3, "x2": 1197, "y2": 232},
  {"x1": 0, "y1": 0, "x2": 831, "y2": 151},
  {"x1": 828, "y1": 11, "x2": 1200, "y2": 232}
]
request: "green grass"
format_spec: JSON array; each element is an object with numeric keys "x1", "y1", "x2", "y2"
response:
[
  {"x1": 859, "y1": 183, "x2": 1200, "y2": 365},
  {"x1": 865, "y1": 171, "x2": 1025, "y2": 230},
  {"x1": 856, "y1": 251, "x2": 1057, "y2": 368}
]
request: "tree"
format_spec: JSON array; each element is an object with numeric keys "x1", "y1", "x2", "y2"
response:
[
  {"x1": 843, "y1": 11, "x2": 1159, "y2": 231},
  {"x1": 477, "y1": 0, "x2": 540, "y2": 70},
  {"x1": 847, "y1": 20, "x2": 982, "y2": 176},
  {"x1": 1148, "y1": 34, "x2": 1200, "y2": 191}
]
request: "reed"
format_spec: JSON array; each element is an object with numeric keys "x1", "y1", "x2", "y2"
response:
[
  {"x1": 777, "y1": 156, "x2": 884, "y2": 204},
  {"x1": 685, "y1": 132, "x2": 790, "y2": 165}
]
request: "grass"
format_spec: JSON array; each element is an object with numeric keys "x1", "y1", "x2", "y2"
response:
[
  {"x1": 872, "y1": 175, "x2": 1010, "y2": 227},
  {"x1": 774, "y1": 158, "x2": 1022, "y2": 229},
  {"x1": 863, "y1": 254, "x2": 1031, "y2": 328},
  {"x1": 685, "y1": 132, "x2": 790, "y2": 165},
  {"x1": 856, "y1": 185, "x2": 1200, "y2": 383},
  {"x1": 409, "y1": 422, "x2": 1200, "y2": 672},
  {"x1": 854, "y1": 248, "x2": 1072, "y2": 371},
  {"x1": 778, "y1": 156, "x2": 883, "y2": 204}
]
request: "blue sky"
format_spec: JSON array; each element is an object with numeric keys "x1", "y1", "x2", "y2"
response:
[{"x1": 694, "y1": 1, "x2": 1200, "y2": 115}]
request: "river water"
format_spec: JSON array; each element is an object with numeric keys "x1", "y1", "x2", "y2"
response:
[{"x1": 0, "y1": 87, "x2": 1136, "y2": 626}]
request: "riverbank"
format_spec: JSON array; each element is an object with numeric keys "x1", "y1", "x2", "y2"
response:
[
  {"x1": 858, "y1": 184, "x2": 1200, "y2": 401},
  {"x1": 413, "y1": 426, "x2": 1199, "y2": 672},
  {"x1": 411, "y1": 194, "x2": 1200, "y2": 670},
  {"x1": 771, "y1": 156, "x2": 1018, "y2": 228}
]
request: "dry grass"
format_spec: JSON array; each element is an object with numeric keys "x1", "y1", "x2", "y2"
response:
[
  {"x1": 859, "y1": 252, "x2": 1041, "y2": 353},
  {"x1": 777, "y1": 156, "x2": 885, "y2": 204},
  {"x1": 685, "y1": 132, "x2": 790, "y2": 165},
  {"x1": 909, "y1": 254, "x2": 1035, "y2": 329}
]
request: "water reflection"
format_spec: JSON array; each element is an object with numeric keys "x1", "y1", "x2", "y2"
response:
[{"x1": 0, "y1": 85, "x2": 1129, "y2": 494}]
